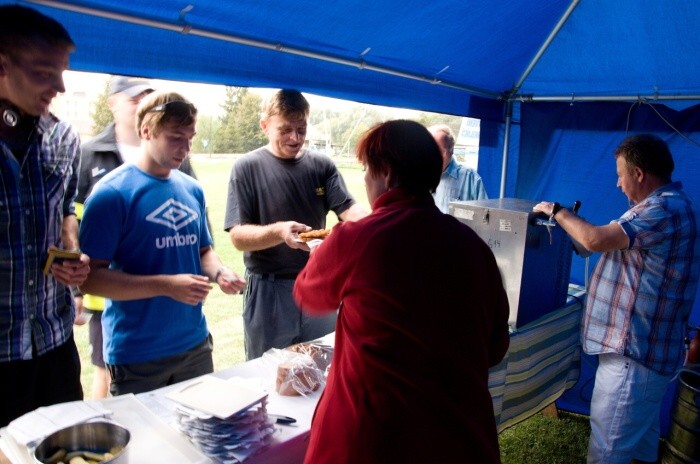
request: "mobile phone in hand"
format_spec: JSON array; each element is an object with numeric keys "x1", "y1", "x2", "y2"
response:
[{"x1": 43, "y1": 247, "x2": 81, "y2": 275}]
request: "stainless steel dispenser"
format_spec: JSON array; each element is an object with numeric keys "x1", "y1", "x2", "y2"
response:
[{"x1": 450, "y1": 198, "x2": 573, "y2": 329}]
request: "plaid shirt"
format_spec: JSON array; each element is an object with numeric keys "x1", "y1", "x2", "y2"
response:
[
  {"x1": 583, "y1": 182, "x2": 700, "y2": 375},
  {"x1": 0, "y1": 114, "x2": 80, "y2": 362}
]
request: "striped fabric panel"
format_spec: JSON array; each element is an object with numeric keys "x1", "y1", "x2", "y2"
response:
[{"x1": 489, "y1": 286, "x2": 586, "y2": 432}]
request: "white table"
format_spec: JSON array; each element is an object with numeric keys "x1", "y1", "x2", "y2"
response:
[
  {"x1": 2, "y1": 289, "x2": 584, "y2": 463},
  {"x1": 135, "y1": 339, "x2": 328, "y2": 464},
  {"x1": 0, "y1": 334, "x2": 331, "y2": 464}
]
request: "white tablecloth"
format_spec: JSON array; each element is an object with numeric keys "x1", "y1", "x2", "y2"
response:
[
  {"x1": 2, "y1": 289, "x2": 585, "y2": 463},
  {"x1": 0, "y1": 334, "x2": 331, "y2": 464}
]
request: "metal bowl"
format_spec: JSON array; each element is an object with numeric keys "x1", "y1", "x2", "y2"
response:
[{"x1": 33, "y1": 421, "x2": 130, "y2": 464}]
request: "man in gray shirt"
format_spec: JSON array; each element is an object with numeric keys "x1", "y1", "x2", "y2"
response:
[{"x1": 225, "y1": 89, "x2": 367, "y2": 360}]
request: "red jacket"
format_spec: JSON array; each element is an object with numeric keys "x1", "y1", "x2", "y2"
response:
[{"x1": 294, "y1": 187, "x2": 510, "y2": 464}]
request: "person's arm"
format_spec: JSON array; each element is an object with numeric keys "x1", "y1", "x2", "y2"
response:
[
  {"x1": 338, "y1": 203, "x2": 369, "y2": 222},
  {"x1": 61, "y1": 214, "x2": 80, "y2": 251},
  {"x1": 61, "y1": 126, "x2": 82, "y2": 251},
  {"x1": 199, "y1": 246, "x2": 246, "y2": 294},
  {"x1": 73, "y1": 294, "x2": 87, "y2": 326},
  {"x1": 229, "y1": 221, "x2": 310, "y2": 252},
  {"x1": 80, "y1": 259, "x2": 212, "y2": 306},
  {"x1": 533, "y1": 202, "x2": 628, "y2": 252},
  {"x1": 293, "y1": 226, "x2": 347, "y2": 315},
  {"x1": 474, "y1": 173, "x2": 488, "y2": 200}
]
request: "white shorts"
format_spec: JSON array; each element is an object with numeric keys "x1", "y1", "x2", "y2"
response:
[{"x1": 587, "y1": 353, "x2": 672, "y2": 464}]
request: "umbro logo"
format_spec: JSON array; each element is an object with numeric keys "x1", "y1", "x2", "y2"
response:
[{"x1": 146, "y1": 199, "x2": 199, "y2": 231}]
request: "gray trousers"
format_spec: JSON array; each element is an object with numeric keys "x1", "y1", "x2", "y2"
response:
[
  {"x1": 243, "y1": 271, "x2": 337, "y2": 360},
  {"x1": 107, "y1": 334, "x2": 214, "y2": 396}
]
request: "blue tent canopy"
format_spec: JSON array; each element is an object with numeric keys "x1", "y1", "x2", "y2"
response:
[
  {"x1": 11, "y1": 0, "x2": 700, "y2": 115},
  {"x1": 7, "y1": 0, "x2": 700, "y2": 428}
]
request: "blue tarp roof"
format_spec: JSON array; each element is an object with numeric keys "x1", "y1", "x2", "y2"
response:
[{"x1": 9, "y1": 0, "x2": 700, "y2": 117}]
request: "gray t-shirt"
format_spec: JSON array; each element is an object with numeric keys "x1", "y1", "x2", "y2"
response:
[{"x1": 225, "y1": 147, "x2": 355, "y2": 274}]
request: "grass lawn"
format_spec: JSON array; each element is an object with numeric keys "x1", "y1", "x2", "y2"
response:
[{"x1": 73, "y1": 154, "x2": 589, "y2": 463}]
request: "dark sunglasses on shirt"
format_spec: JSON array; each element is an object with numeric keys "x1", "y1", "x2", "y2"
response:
[{"x1": 147, "y1": 100, "x2": 196, "y2": 115}]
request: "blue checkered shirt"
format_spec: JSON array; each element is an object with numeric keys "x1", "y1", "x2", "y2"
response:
[
  {"x1": 433, "y1": 158, "x2": 488, "y2": 213},
  {"x1": 0, "y1": 115, "x2": 80, "y2": 362},
  {"x1": 583, "y1": 182, "x2": 700, "y2": 375}
]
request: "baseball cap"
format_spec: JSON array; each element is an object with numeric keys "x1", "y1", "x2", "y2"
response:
[{"x1": 109, "y1": 76, "x2": 154, "y2": 97}]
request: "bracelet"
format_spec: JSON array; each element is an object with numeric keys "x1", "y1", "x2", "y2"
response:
[
  {"x1": 550, "y1": 202, "x2": 562, "y2": 220},
  {"x1": 213, "y1": 267, "x2": 227, "y2": 282}
]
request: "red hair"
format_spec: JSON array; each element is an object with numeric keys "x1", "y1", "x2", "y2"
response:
[{"x1": 356, "y1": 120, "x2": 443, "y2": 193}]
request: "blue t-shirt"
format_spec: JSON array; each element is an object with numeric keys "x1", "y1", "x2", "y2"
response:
[{"x1": 80, "y1": 164, "x2": 212, "y2": 364}]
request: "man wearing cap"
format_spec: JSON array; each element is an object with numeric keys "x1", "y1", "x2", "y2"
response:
[
  {"x1": 75, "y1": 75, "x2": 200, "y2": 398},
  {"x1": 77, "y1": 76, "x2": 199, "y2": 197}
]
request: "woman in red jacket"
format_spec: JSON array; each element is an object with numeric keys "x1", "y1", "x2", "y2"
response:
[{"x1": 293, "y1": 119, "x2": 510, "y2": 464}]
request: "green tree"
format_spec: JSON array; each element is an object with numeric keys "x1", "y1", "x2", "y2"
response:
[
  {"x1": 213, "y1": 87, "x2": 267, "y2": 154},
  {"x1": 414, "y1": 112, "x2": 462, "y2": 135},
  {"x1": 334, "y1": 106, "x2": 381, "y2": 156},
  {"x1": 192, "y1": 114, "x2": 221, "y2": 155},
  {"x1": 232, "y1": 90, "x2": 267, "y2": 153},
  {"x1": 310, "y1": 104, "x2": 386, "y2": 157},
  {"x1": 309, "y1": 102, "x2": 467, "y2": 157},
  {"x1": 213, "y1": 87, "x2": 239, "y2": 153},
  {"x1": 90, "y1": 80, "x2": 113, "y2": 135}
]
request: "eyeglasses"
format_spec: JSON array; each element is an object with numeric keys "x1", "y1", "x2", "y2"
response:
[{"x1": 147, "y1": 100, "x2": 196, "y2": 114}]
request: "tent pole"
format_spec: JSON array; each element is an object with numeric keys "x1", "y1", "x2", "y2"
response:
[
  {"x1": 514, "y1": 94, "x2": 700, "y2": 103},
  {"x1": 510, "y1": 0, "x2": 580, "y2": 96},
  {"x1": 499, "y1": 101, "x2": 513, "y2": 199}
]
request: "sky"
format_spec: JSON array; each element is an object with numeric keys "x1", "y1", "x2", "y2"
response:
[
  {"x1": 62, "y1": 70, "x2": 401, "y2": 118},
  {"x1": 59, "y1": 70, "x2": 478, "y2": 168}
]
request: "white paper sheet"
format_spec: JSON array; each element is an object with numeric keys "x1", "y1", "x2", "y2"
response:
[
  {"x1": 166, "y1": 375, "x2": 268, "y2": 419},
  {"x1": 7, "y1": 400, "x2": 112, "y2": 447}
]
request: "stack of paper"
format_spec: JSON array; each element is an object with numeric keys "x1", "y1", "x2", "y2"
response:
[
  {"x1": 7, "y1": 400, "x2": 112, "y2": 447},
  {"x1": 166, "y1": 376, "x2": 274, "y2": 463}
]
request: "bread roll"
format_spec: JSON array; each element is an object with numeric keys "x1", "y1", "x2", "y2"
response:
[
  {"x1": 298, "y1": 229, "x2": 331, "y2": 242},
  {"x1": 285, "y1": 342, "x2": 333, "y2": 372},
  {"x1": 276, "y1": 361, "x2": 321, "y2": 396}
]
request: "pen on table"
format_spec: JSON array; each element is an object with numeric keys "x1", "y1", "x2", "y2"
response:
[{"x1": 269, "y1": 414, "x2": 297, "y2": 425}]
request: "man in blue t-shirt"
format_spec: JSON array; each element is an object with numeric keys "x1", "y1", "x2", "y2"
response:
[{"x1": 80, "y1": 91, "x2": 245, "y2": 396}]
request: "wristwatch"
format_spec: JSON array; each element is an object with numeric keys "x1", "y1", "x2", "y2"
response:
[{"x1": 550, "y1": 202, "x2": 562, "y2": 220}]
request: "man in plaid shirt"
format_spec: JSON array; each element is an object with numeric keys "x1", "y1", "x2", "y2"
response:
[
  {"x1": 534, "y1": 134, "x2": 699, "y2": 464},
  {"x1": 0, "y1": 5, "x2": 90, "y2": 426}
]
